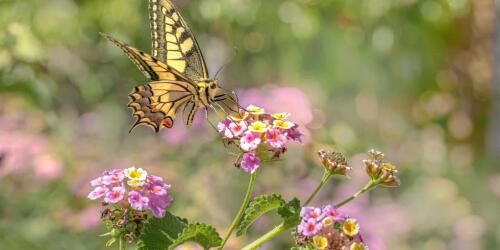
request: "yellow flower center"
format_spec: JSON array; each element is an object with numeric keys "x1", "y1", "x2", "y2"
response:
[
  {"x1": 313, "y1": 235, "x2": 328, "y2": 249},
  {"x1": 322, "y1": 217, "x2": 334, "y2": 227},
  {"x1": 342, "y1": 218, "x2": 360, "y2": 237},
  {"x1": 246, "y1": 105, "x2": 265, "y2": 115},
  {"x1": 249, "y1": 121, "x2": 269, "y2": 133},
  {"x1": 350, "y1": 242, "x2": 368, "y2": 250},
  {"x1": 271, "y1": 112, "x2": 290, "y2": 120},
  {"x1": 125, "y1": 167, "x2": 147, "y2": 181},
  {"x1": 273, "y1": 120, "x2": 294, "y2": 129},
  {"x1": 127, "y1": 179, "x2": 145, "y2": 187},
  {"x1": 230, "y1": 112, "x2": 249, "y2": 121}
]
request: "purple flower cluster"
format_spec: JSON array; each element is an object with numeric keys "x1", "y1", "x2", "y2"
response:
[
  {"x1": 298, "y1": 205, "x2": 346, "y2": 236},
  {"x1": 218, "y1": 105, "x2": 302, "y2": 173},
  {"x1": 88, "y1": 167, "x2": 172, "y2": 218},
  {"x1": 296, "y1": 205, "x2": 368, "y2": 250}
]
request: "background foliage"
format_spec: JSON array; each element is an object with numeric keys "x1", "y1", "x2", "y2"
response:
[{"x1": 1, "y1": 0, "x2": 499, "y2": 249}]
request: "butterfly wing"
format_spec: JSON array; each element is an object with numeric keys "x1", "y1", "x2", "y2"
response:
[
  {"x1": 149, "y1": 0, "x2": 209, "y2": 81},
  {"x1": 128, "y1": 80, "x2": 198, "y2": 132},
  {"x1": 102, "y1": 33, "x2": 192, "y2": 83}
]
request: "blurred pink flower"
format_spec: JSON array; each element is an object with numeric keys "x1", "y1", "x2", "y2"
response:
[
  {"x1": 34, "y1": 154, "x2": 63, "y2": 181},
  {"x1": 160, "y1": 111, "x2": 205, "y2": 146},
  {"x1": 0, "y1": 131, "x2": 49, "y2": 177},
  {"x1": 76, "y1": 207, "x2": 102, "y2": 231}
]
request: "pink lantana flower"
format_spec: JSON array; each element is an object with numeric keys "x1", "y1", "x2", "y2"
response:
[
  {"x1": 101, "y1": 171, "x2": 125, "y2": 185},
  {"x1": 148, "y1": 193, "x2": 173, "y2": 218},
  {"x1": 240, "y1": 132, "x2": 262, "y2": 151},
  {"x1": 104, "y1": 186, "x2": 125, "y2": 203},
  {"x1": 128, "y1": 191, "x2": 149, "y2": 211},
  {"x1": 266, "y1": 128, "x2": 287, "y2": 148},
  {"x1": 241, "y1": 153, "x2": 261, "y2": 173},
  {"x1": 88, "y1": 167, "x2": 173, "y2": 217},
  {"x1": 298, "y1": 218, "x2": 323, "y2": 236},
  {"x1": 301, "y1": 206, "x2": 325, "y2": 221},
  {"x1": 228, "y1": 121, "x2": 248, "y2": 137},
  {"x1": 286, "y1": 127, "x2": 303, "y2": 143},
  {"x1": 88, "y1": 186, "x2": 108, "y2": 200},
  {"x1": 323, "y1": 205, "x2": 345, "y2": 220}
]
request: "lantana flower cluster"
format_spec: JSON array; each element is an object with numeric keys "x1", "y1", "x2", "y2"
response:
[
  {"x1": 88, "y1": 167, "x2": 172, "y2": 218},
  {"x1": 88, "y1": 167, "x2": 172, "y2": 244},
  {"x1": 217, "y1": 105, "x2": 302, "y2": 173},
  {"x1": 296, "y1": 205, "x2": 368, "y2": 250}
]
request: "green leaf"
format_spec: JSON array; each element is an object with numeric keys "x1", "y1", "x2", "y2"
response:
[
  {"x1": 236, "y1": 194, "x2": 286, "y2": 236},
  {"x1": 137, "y1": 211, "x2": 188, "y2": 250},
  {"x1": 168, "y1": 223, "x2": 222, "y2": 250},
  {"x1": 278, "y1": 198, "x2": 301, "y2": 227}
]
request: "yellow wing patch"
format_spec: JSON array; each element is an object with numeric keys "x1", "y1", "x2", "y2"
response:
[{"x1": 149, "y1": 0, "x2": 209, "y2": 80}]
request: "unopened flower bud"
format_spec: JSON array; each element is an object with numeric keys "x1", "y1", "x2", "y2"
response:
[
  {"x1": 363, "y1": 150, "x2": 400, "y2": 187},
  {"x1": 318, "y1": 149, "x2": 351, "y2": 176}
]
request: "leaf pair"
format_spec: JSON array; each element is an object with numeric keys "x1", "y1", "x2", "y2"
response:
[
  {"x1": 236, "y1": 194, "x2": 301, "y2": 236},
  {"x1": 137, "y1": 211, "x2": 221, "y2": 250}
]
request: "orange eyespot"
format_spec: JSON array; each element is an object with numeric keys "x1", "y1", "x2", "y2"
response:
[{"x1": 162, "y1": 118, "x2": 173, "y2": 128}]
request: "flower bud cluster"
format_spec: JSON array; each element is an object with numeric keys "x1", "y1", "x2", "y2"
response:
[{"x1": 363, "y1": 149, "x2": 400, "y2": 187}]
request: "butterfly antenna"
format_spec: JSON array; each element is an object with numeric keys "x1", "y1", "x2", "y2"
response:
[{"x1": 214, "y1": 46, "x2": 239, "y2": 80}]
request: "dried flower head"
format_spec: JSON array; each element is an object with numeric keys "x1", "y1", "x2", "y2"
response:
[
  {"x1": 318, "y1": 149, "x2": 351, "y2": 176},
  {"x1": 218, "y1": 105, "x2": 302, "y2": 174},
  {"x1": 296, "y1": 204, "x2": 367, "y2": 250},
  {"x1": 363, "y1": 149, "x2": 400, "y2": 187},
  {"x1": 88, "y1": 167, "x2": 173, "y2": 245}
]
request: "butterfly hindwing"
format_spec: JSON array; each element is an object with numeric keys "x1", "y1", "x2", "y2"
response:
[
  {"x1": 149, "y1": 0, "x2": 209, "y2": 81},
  {"x1": 128, "y1": 81, "x2": 197, "y2": 132}
]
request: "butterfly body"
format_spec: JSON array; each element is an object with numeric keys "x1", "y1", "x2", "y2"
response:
[{"x1": 103, "y1": 0, "x2": 238, "y2": 133}]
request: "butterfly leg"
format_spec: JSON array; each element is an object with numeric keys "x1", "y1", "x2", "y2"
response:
[{"x1": 204, "y1": 106, "x2": 228, "y2": 148}]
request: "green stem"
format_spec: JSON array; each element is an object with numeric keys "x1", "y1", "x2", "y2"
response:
[
  {"x1": 241, "y1": 222, "x2": 288, "y2": 250},
  {"x1": 304, "y1": 171, "x2": 332, "y2": 206},
  {"x1": 219, "y1": 171, "x2": 258, "y2": 250},
  {"x1": 335, "y1": 180, "x2": 379, "y2": 208},
  {"x1": 119, "y1": 237, "x2": 125, "y2": 250}
]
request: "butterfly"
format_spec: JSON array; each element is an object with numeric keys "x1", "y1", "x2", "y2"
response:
[{"x1": 102, "y1": 0, "x2": 239, "y2": 132}]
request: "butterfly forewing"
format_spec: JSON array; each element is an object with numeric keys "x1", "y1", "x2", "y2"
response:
[{"x1": 149, "y1": 0, "x2": 209, "y2": 81}]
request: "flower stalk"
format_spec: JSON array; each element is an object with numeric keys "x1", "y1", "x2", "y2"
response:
[
  {"x1": 241, "y1": 222, "x2": 288, "y2": 250},
  {"x1": 219, "y1": 171, "x2": 258, "y2": 250},
  {"x1": 304, "y1": 170, "x2": 332, "y2": 206},
  {"x1": 335, "y1": 179, "x2": 379, "y2": 208},
  {"x1": 119, "y1": 237, "x2": 126, "y2": 250}
]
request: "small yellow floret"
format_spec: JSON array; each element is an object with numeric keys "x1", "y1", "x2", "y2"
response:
[
  {"x1": 350, "y1": 242, "x2": 369, "y2": 250},
  {"x1": 313, "y1": 235, "x2": 328, "y2": 250},
  {"x1": 271, "y1": 112, "x2": 290, "y2": 120},
  {"x1": 249, "y1": 121, "x2": 269, "y2": 133},
  {"x1": 127, "y1": 179, "x2": 145, "y2": 187},
  {"x1": 230, "y1": 112, "x2": 249, "y2": 121},
  {"x1": 342, "y1": 218, "x2": 360, "y2": 237},
  {"x1": 125, "y1": 167, "x2": 147, "y2": 181},
  {"x1": 273, "y1": 120, "x2": 294, "y2": 129},
  {"x1": 246, "y1": 105, "x2": 265, "y2": 115},
  {"x1": 322, "y1": 217, "x2": 334, "y2": 227}
]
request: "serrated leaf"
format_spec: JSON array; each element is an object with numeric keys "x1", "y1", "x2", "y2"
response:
[
  {"x1": 278, "y1": 198, "x2": 301, "y2": 227},
  {"x1": 137, "y1": 211, "x2": 188, "y2": 250},
  {"x1": 236, "y1": 194, "x2": 286, "y2": 236},
  {"x1": 168, "y1": 223, "x2": 222, "y2": 250}
]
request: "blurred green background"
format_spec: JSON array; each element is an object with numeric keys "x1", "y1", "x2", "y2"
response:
[{"x1": 1, "y1": 0, "x2": 499, "y2": 249}]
